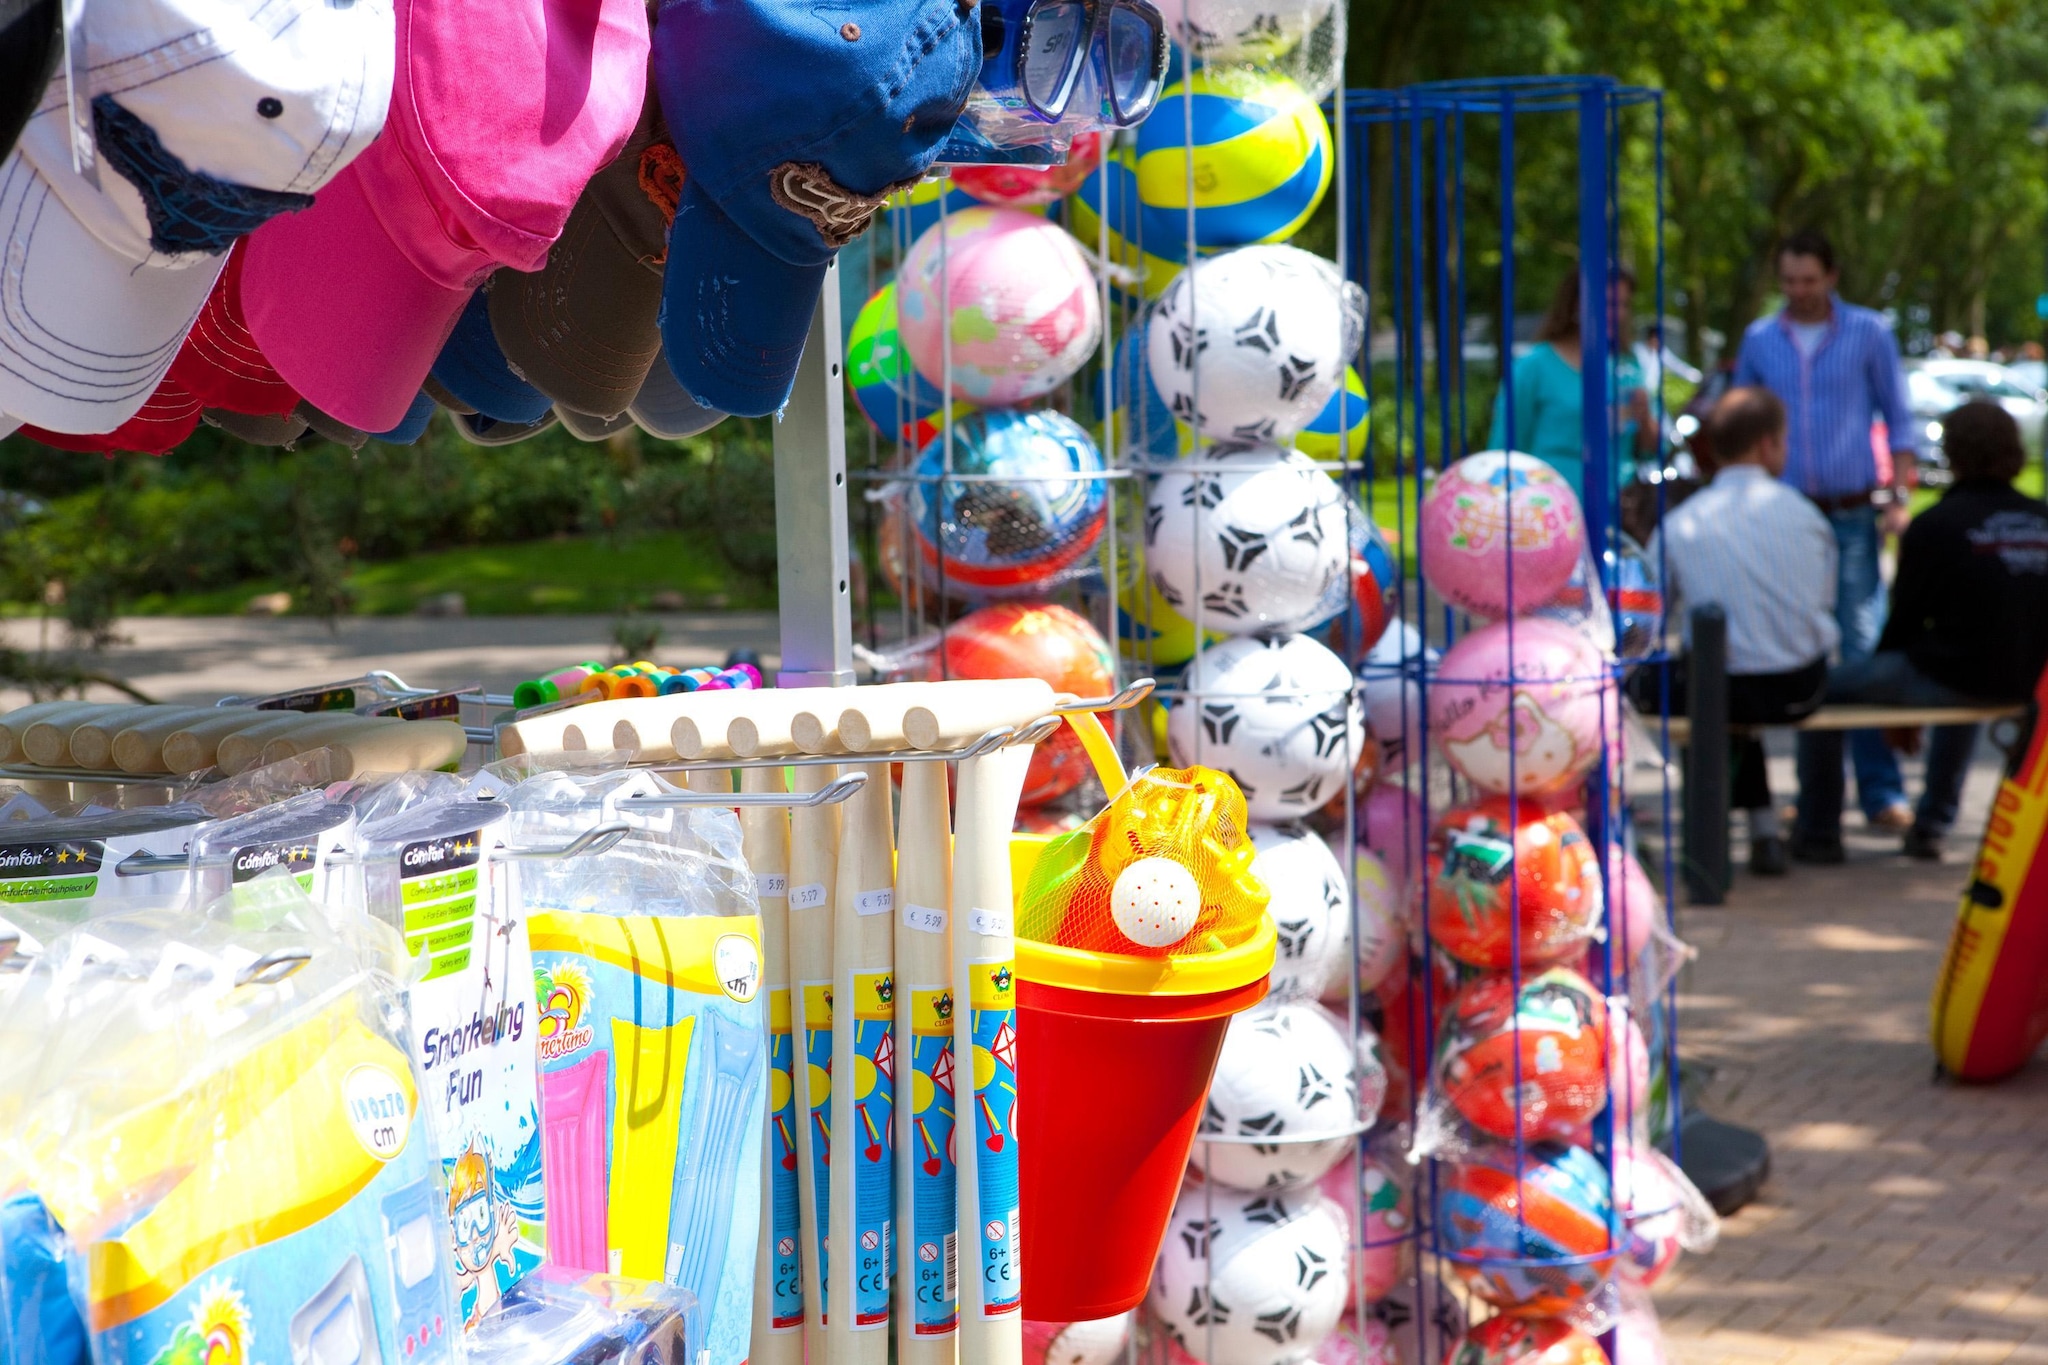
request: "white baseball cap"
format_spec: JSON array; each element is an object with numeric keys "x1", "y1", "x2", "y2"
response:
[{"x1": 0, "y1": 0, "x2": 394, "y2": 433}]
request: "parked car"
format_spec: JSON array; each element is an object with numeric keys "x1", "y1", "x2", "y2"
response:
[{"x1": 1902, "y1": 359, "x2": 2047, "y2": 483}]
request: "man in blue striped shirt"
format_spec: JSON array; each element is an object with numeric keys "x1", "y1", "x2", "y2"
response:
[{"x1": 1733, "y1": 231, "x2": 1919, "y2": 857}]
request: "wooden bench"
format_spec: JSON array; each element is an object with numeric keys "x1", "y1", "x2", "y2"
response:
[{"x1": 1658, "y1": 704, "x2": 2023, "y2": 747}]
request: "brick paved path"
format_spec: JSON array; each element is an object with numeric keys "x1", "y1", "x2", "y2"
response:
[{"x1": 1658, "y1": 749, "x2": 2048, "y2": 1365}]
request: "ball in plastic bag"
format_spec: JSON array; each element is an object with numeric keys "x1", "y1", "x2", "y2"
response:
[
  {"x1": 1065, "y1": 140, "x2": 1180, "y2": 303},
  {"x1": 847, "y1": 280, "x2": 966, "y2": 448},
  {"x1": 886, "y1": 178, "x2": 980, "y2": 239},
  {"x1": 1191, "y1": 1000, "x2": 1358, "y2": 1190},
  {"x1": 1338, "y1": 847, "x2": 1407, "y2": 997},
  {"x1": 1317, "y1": 1157, "x2": 1413, "y2": 1306},
  {"x1": 1436, "y1": 966, "x2": 1608, "y2": 1142},
  {"x1": 1602, "y1": 846, "x2": 1662, "y2": 973},
  {"x1": 1443, "y1": 1315, "x2": 1610, "y2": 1365},
  {"x1": 1136, "y1": 70, "x2": 1332, "y2": 257},
  {"x1": 1611, "y1": 1288, "x2": 1668, "y2": 1365},
  {"x1": 1431, "y1": 618, "x2": 1608, "y2": 799},
  {"x1": 1150, "y1": 1183, "x2": 1348, "y2": 1365},
  {"x1": 1112, "y1": 855, "x2": 1204, "y2": 947},
  {"x1": 1435, "y1": 1142, "x2": 1617, "y2": 1315},
  {"x1": 1606, "y1": 534, "x2": 1664, "y2": 660},
  {"x1": 1023, "y1": 1313, "x2": 1132, "y2": 1365},
  {"x1": 907, "y1": 410, "x2": 1108, "y2": 596},
  {"x1": 1251, "y1": 823, "x2": 1350, "y2": 1001},
  {"x1": 1298, "y1": 366, "x2": 1369, "y2": 464},
  {"x1": 1419, "y1": 451, "x2": 1585, "y2": 619},
  {"x1": 1113, "y1": 326, "x2": 1186, "y2": 463},
  {"x1": 1167, "y1": 633, "x2": 1364, "y2": 823},
  {"x1": 1148, "y1": 247, "x2": 1361, "y2": 443},
  {"x1": 1152, "y1": 0, "x2": 1336, "y2": 62},
  {"x1": 939, "y1": 602, "x2": 1115, "y2": 806},
  {"x1": 1367, "y1": 1276, "x2": 1469, "y2": 1365},
  {"x1": 1613, "y1": 1142, "x2": 1687, "y2": 1287},
  {"x1": 1147, "y1": 448, "x2": 1352, "y2": 635},
  {"x1": 953, "y1": 132, "x2": 1105, "y2": 208},
  {"x1": 1349, "y1": 519, "x2": 1397, "y2": 655},
  {"x1": 1357, "y1": 782, "x2": 1424, "y2": 893},
  {"x1": 1421, "y1": 796, "x2": 1603, "y2": 971},
  {"x1": 1361, "y1": 619, "x2": 1432, "y2": 771},
  {"x1": 1602, "y1": 999, "x2": 1654, "y2": 1142},
  {"x1": 898, "y1": 206, "x2": 1103, "y2": 405}
]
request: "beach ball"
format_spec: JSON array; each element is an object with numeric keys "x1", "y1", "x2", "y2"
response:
[
  {"x1": 1357, "y1": 781, "x2": 1424, "y2": 892},
  {"x1": 1298, "y1": 367, "x2": 1369, "y2": 464},
  {"x1": 1361, "y1": 620, "x2": 1432, "y2": 772},
  {"x1": 907, "y1": 410, "x2": 1108, "y2": 597},
  {"x1": 1435, "y1": 966, "x2": 1608, "y2": 1142},
  {"x1": 954, "y1": 132, "x2": 1106, "y2": 207},
  {"x1": 1421, "y1": 796, "x2": 1603, "y2": 972},
  {"x1": 1154, "y1": 0, "x2": 1337, "y2": 63},
  {"x1": 1435, "y1": 1142, "x2": 1618, "y2": 1315},
  {"x1": 1167, "y1": 633, "x2": 1363, "y2": 823},
  {"x1": 884, "y1": 177, "x2": 981, "y2": 240},
  {"x1": 898, "y1": 206, "x2": 1103, "y2": 406},
  {"x1": 1151, "y1": 1182, "x2": 1348, "y2": 1365},
  {"x1": 1191, "y1": 1000, "x2": 1358, "y2": 1190},
  {"x1": 1305, "y1": 1320, "x2": 1397, "y2": 1365},
  {"x1": 1431, "y1": 618, "x2": 1607, "y2": 798},
  {"x1": 1589, "y1": 847, "x2": 1662, "y2": 980},
  {"x1": 1136, "y1": 69, "x2": 1332, "y2": 257},
  {"x1": 1444, "y1": 1316, "x2": 1609, "y2": 1365},
  {"x1": 1149, "y1": 247, "x2": 1361, "y2": 443},
  {"x1": 1066, "y1": 140, "x2": 1181, "y2": 303},
  {"x1": 1317, "y1": 1158, "x2": 1413, "y2": 1307},
  {"x1": 1603, "y1": 999, "x2": 1654, "y2": 1143},
  {"x1": 1252, "y1": 824, "x2": 1351, "y2": 1002},
  {"x1": 1023, "y1": 1314, "x2": 1133, "y2": 1365},
  {"x1": 847, "y1": 281, "x2": 969, "y2": 447},
  {"x1": 1349, "y1": 519, "x2": 1397, "y2": 654},
  {"x1": 1613, "y1": 1142, "x2": 1692, "y2": 1287},
  {"x1": 1147, "y1": 447, "x2": 1352, "y2": 635},
  {"x1": 1420, "y1": 451, "x2": 1586, "y2": 619},
  {"x1": 1607, "y1": 535, "x2": 1664, "y2": 660},
  {"x1": 940, "y1": 602, "x2": 1115, "y2": 805}
]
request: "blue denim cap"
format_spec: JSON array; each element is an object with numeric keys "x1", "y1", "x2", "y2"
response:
[
  {"x1": 431, "y1": 287, "x2": 556, "y2": 425},
  {"x1": 652, "y1": 0, "x2": 981, "y2": 417},
  {"x1": 372, "y1": 390, "x2": 438, "y2": 445}
]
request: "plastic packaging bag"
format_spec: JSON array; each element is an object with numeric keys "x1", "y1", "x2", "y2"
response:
[
  {"x1": 509, "y1": 769, "x2": 765, "y2": 1365},
  {"x1": 467, "y1": 1267, "x2": 695, "y2": 1365}
]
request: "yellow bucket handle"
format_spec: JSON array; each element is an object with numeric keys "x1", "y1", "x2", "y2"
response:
[{"x1": 1059, "y1": 706, "x2": 1128, "y2": 796}]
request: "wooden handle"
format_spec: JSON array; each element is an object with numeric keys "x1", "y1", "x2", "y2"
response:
[
  {"x1": 215, "y1": 714, "x2": 335, "y2": 776},
  {"x1": 67, "y1": 705, "x2": 202, "y2": 770},
  {"x1": 727, "y1": 692, "x2": 834, "y2": 759},
  {"x1": 110, "y1": 707, "x2": 237, "y2": 774},
  {"x1": 894, "y1": 760, "x2": 956, "y2": 1364},
  {"x1": 158, "y1": 709, "x2": 283, "y2": 775},
  {"x1": 21, "y1": 703, "x2": 143, "y2": 768},
  {"x1": 325, "y1": 720, "x2": 469, "y2": 779},
  {"x1": 785, "y1": 761, "x2": 839, "y2": 1361},
  {"x1": 903, "y1": 680, "x2": 1058, "y2": 751},
  {"x1": 1, "y1": 700, "x2": 110, "y2": 765},
  {"x1": 259, "y1": 714, "x2": 405, "y2": 767}
]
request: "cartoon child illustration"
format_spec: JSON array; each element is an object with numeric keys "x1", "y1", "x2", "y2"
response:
[{"x1": 448, "y1": 1144, "x2": 524, "y2": 1324}]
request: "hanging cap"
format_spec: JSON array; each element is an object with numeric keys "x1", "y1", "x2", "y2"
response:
[
  {"x1": 453, "y1": 408, "x2": 559, "y2": 447},
  {"x1": 168, "y1": 243, "x2": 298, "y2": 417},
  {"x1": 20, "y1": 377, "x2": 201, "y2": 454},
  {"x1": 241, "y1": 0, "x2": 650, "y2": 432},
  {"x1": 431, "y1": 287, "x2": 555, "y2": 425},
  {"x1": 631, "y1": 344, "x2": 729, "y2": 440},
  {"x1": 0, "y1": 0, "x2": 395, "y2": 434},
  {"x1": 556, "y1": 405, "x2": 637, "y2": 442},
  {"x1": 490, "y1": 73, "x2": 680, "y2": 420},
  {"x1": 652, "y1": 0, "x2": 981, "y2": 418},
  {"x1": 0, "y1": 0, "x2": 61, "y2": 165}
]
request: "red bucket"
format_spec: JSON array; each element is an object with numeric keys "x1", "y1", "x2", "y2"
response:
[{"x1": 1014, "y1": 932, "x2": 1273, "y2": 1320}]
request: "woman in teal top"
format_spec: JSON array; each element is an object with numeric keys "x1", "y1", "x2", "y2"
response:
[{"x1": 1487, "y1": 263, "x2": 1655, "y2": 497}]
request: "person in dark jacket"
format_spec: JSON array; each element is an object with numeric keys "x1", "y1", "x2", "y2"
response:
[{"x1": 1797, "y1": 400, "x2": 2048, "y2": 860}]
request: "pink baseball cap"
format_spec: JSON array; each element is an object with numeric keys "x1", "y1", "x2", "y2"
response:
[{"x1": 240, "y1": 0, "x2": 649, "y2": 432}]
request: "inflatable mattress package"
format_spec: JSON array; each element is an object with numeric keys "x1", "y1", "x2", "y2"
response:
[
  {"x1": 0, "y1": 806, "x2": 211, "y2": 918},
  {"x1": 0, "y1": 888, "x2": 462, "y2": 1365},
  {"x1": 188, "y1": 791, "x2": 360, "y2": 913},
  {"x1": 509, "y1": 770, "x2": 767, "y2": 1365},
  {"x1": 467, "y1": 1266, "x2": 694, "y2": 1365},
  {"x1": 358, "y1": 797, "x2": 546, "y2": 1327}
]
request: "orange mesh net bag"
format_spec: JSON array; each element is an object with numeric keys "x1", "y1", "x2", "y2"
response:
[{"x1": 1016, "y1": 763, "x2": 1272, "y2": 957}]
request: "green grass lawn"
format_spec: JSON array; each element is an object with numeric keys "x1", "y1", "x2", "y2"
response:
[{"x1": 122, "y1": 532, "x2": 774, "y2": 616}]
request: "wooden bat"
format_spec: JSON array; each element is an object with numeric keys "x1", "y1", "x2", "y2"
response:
[
  {"x1": 894, "y1": 760, "x2": 958, "y2": 1365},
  {"x1": 158, "y1": 708, "x2": 287, "y2": 775},
  {"x1": 214, "y1": 713, "x2": 332, "y2": 775},
  {"x1": 728, "y1": 692, "x2": 839, "y2": 759},
  {"x1": 786, "y1": 761, "x2": 841, "y2": 1364},
  {"x1": 742, "y1": 766, "x2": 805, "y2": 1365},
  {"x1": 805, "y1": 682, "x2": 1059, "y2": 754},
  {"x1": 258, "y1": 714, "x2": 406, "y2": 766},
  {"x1": 950, "y1": 743, "x2": 1034, "y2": 1365},
  {"x1": 312, "y1": 720, "x2": 468, "y2": 779},
  {"x1": 67, "y1": 705, "x2": 207, "y2": 770},
  {"x1": 829, "y1": 762, "x2": 896, "y2": 1365},
  {"x1": 108, "y1": 707, "x2": 233, "y2": 774},
  {"x1": 0, "y1": 700, "x2": 108, "y2": 764},
  {"x1": 20, "y1": 703, "x2": 139, "y2": 767}
]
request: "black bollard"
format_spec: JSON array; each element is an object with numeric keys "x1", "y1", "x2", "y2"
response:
[{"x1": 1685, "y1": 604, "x2": 1730, "y2": 904}]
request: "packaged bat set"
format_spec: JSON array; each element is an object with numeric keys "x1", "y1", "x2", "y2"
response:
[
  {"x1": 0, "y1": 886, "x2": 464, "y2": 1365},
  {"x1": 509, "y1": 769, "x2": 768, "y2": 1365}
]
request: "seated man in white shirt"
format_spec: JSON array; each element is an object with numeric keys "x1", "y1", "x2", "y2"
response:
[{"x1": 1633, "y1": 386, "x2": 1840, "y2": 874}]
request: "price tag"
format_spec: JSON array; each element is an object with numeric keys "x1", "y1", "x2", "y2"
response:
[
  {"x1": 789, "y1": 882, "x2": 827, "y2": 910},
  {"x1": 856, "y1": 888, "x2": 894, "y2": 917},
  {"x1": 967, "y1": 907, "x2": 1012, "y2": 939},
  {"x1": 902, "y1": 903, "x2": 947, "y2": 935},
  {"x1": 759, "y1": 873, "x2": 789, "y2": 897}
]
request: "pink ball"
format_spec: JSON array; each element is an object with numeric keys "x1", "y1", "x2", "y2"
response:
[
  {"x1": 1420, "y1": 452, "x2": 1585, "y2": 618},
  {"x1": 1319, "y1": 1157, "x2": 1414, "y2": 1309},
  {"x1": 1431, "y1": 618, "x2": 1608, "y2": 797},
  {"x1": 1341, "y1": 848, "x2": 1408, "y2": 996},
  {"x1": 1614, "y1": 1143, "x2": 1687, "y2": 1287},
  {"x1": 1612, "y1": 1291, "x2": 1671, "y2": 1365},
  {"x1": 1358, "y1": 782, "x2": 1426, "y2": 891},
  {"x1": 1606, "y1": 998, "x2": 1654, "y2": 1133},
  {"x1": 953, "y1": 133, "x2": 1106, "y2": 207},
  {"x1": 897, "y1": 206, "x2": 1103, "y2": 406}
]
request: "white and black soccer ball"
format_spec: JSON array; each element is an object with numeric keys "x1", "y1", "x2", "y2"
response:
[
  {"x1": 1360, "y1": 618, "x2": 1434, "y2": 770},
  {"x1": 1028, "y1": 1313, "x2": 1133, "y2": 1365},
  {"x1": 1190, "y1": 1000, "x2": 1358, "y2": 1191},
  {"x1": 1167, "y1": 634, "x2": 1363, "y2": 823},
  {"x1": 1147, "y1": 246, "x2": 1364, "y2": 444},
  {"x1": 1249, "y1": 824, "x2": 1350, "y2": 1002},
  {"x1": 1146, "y1": 447, "x2": 1350, "y2": 635},
  {"x1": 1152, "y1": 1182, "x2": 1349, "y2": 1365},
  {"x1": 1151, "y1": 0, "x2": 1336, "y2": 61}
]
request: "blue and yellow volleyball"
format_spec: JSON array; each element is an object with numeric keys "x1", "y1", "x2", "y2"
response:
[
  {"x1": 1133, "y1": 68, "x2": 1332, "y2": 256},
  {"x1": 1296, "y1": 365, "x2": 1369, "y2": 463},
  {"x1": 1065, "y1": 141, "x2": 1183, "y2": 303},
  {"x1": 846, "y1": 280, "x2": 967, "y2": 447},
  {"x1": 1112, "y1": 329, "x2": 1185, "y2": 461}
]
